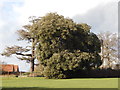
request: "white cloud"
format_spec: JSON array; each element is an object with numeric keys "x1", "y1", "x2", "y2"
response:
[
  {"x1": 73, "y1": 1, "x2": 118, "y2": 33},
  {"x1": 15, "y1": 0, "x2": 116, "y2": 25}
]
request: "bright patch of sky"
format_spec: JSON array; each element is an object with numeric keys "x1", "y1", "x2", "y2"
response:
[
  {"x1": 0, "y1": 0, "x2": 29, "y2": 72},
  {"x1": 0, "y1": 0, "x2": 118, "y2": 71}
]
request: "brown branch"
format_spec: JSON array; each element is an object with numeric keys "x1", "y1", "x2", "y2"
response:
[{"x1": 16, "y1": 53, "x2": 32, "y2": 56}]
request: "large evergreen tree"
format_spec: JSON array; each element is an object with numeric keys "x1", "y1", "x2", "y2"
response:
[{"x1": 34, "y1": 13, "x2": 102, "y2": 78}]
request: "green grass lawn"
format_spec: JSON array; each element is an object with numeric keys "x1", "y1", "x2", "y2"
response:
[{"x1": 2, "y1": 77, "x2": 119, "y2": 90}]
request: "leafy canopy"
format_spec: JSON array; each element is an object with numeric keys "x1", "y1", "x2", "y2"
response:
[{"x1": 32, "y1": 13, "x2": 101, "y2": 78}]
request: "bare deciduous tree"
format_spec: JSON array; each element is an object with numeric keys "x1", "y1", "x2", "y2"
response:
[{"x1": 98, "y1": 32, "x2": 118, "y2": 69}]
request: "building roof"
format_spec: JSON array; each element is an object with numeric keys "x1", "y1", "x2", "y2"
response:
[{"x1": 2, "y1": 64, "x2": 19, "y2": 72}]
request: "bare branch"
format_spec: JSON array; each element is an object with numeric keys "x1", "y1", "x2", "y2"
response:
[
  {"x1": 16, "y1": 56, "x2": 31, "y2": 60},
  {"x1": 16, "y1": 53, "x2": 32, "y2": 56},
  {"x1": 16, "y1": 56, "x2": 31, "y2": 63}
]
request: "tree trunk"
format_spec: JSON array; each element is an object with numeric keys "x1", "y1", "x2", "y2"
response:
[
  {"x1": 107, "y1": 53, "x2": 110, "y2": 68},
  {"x1": 30, "y1": 59, "x2": 34, "y2": 72},
  {"x1": 30, "y1": 38, "x2": 35, "y2": 72}
]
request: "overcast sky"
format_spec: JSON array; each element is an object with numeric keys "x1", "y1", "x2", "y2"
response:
[{"x1": 0, "y1": 0, "x2": 118, "y2": 71}]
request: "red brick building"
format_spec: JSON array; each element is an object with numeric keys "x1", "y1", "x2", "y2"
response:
[{"x1": 2, "y1": 64, "x2": 19, "y2": 74}]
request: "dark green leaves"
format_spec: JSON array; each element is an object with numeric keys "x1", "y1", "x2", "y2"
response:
[{"x1": 33, "y1": 13, "x2": 102, "y2": 78}]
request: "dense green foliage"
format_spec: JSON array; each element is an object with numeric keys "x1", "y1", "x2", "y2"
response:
[{"x1": 32, "y1": 13, "x2": 102, "y2": 78}]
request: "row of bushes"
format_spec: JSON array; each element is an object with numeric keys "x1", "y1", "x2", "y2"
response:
[
  {"x1": 21, "y1": 69, "x2": 120, "y2": 78},
  {"x1": 2, "y1": 69, "x2": 119, "y2": 78},
  {"x1": 65, "y1": 69, "x2": 120, "y2": 78}
]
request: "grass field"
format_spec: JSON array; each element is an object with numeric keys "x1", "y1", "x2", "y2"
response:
[{"x1": 2, "y1": 77, "x2": 119, "y2": 90}]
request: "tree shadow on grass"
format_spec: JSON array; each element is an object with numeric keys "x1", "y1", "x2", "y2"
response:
[{"x1": 2, "y1": 87, "x2": 118, "y2": 90}]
